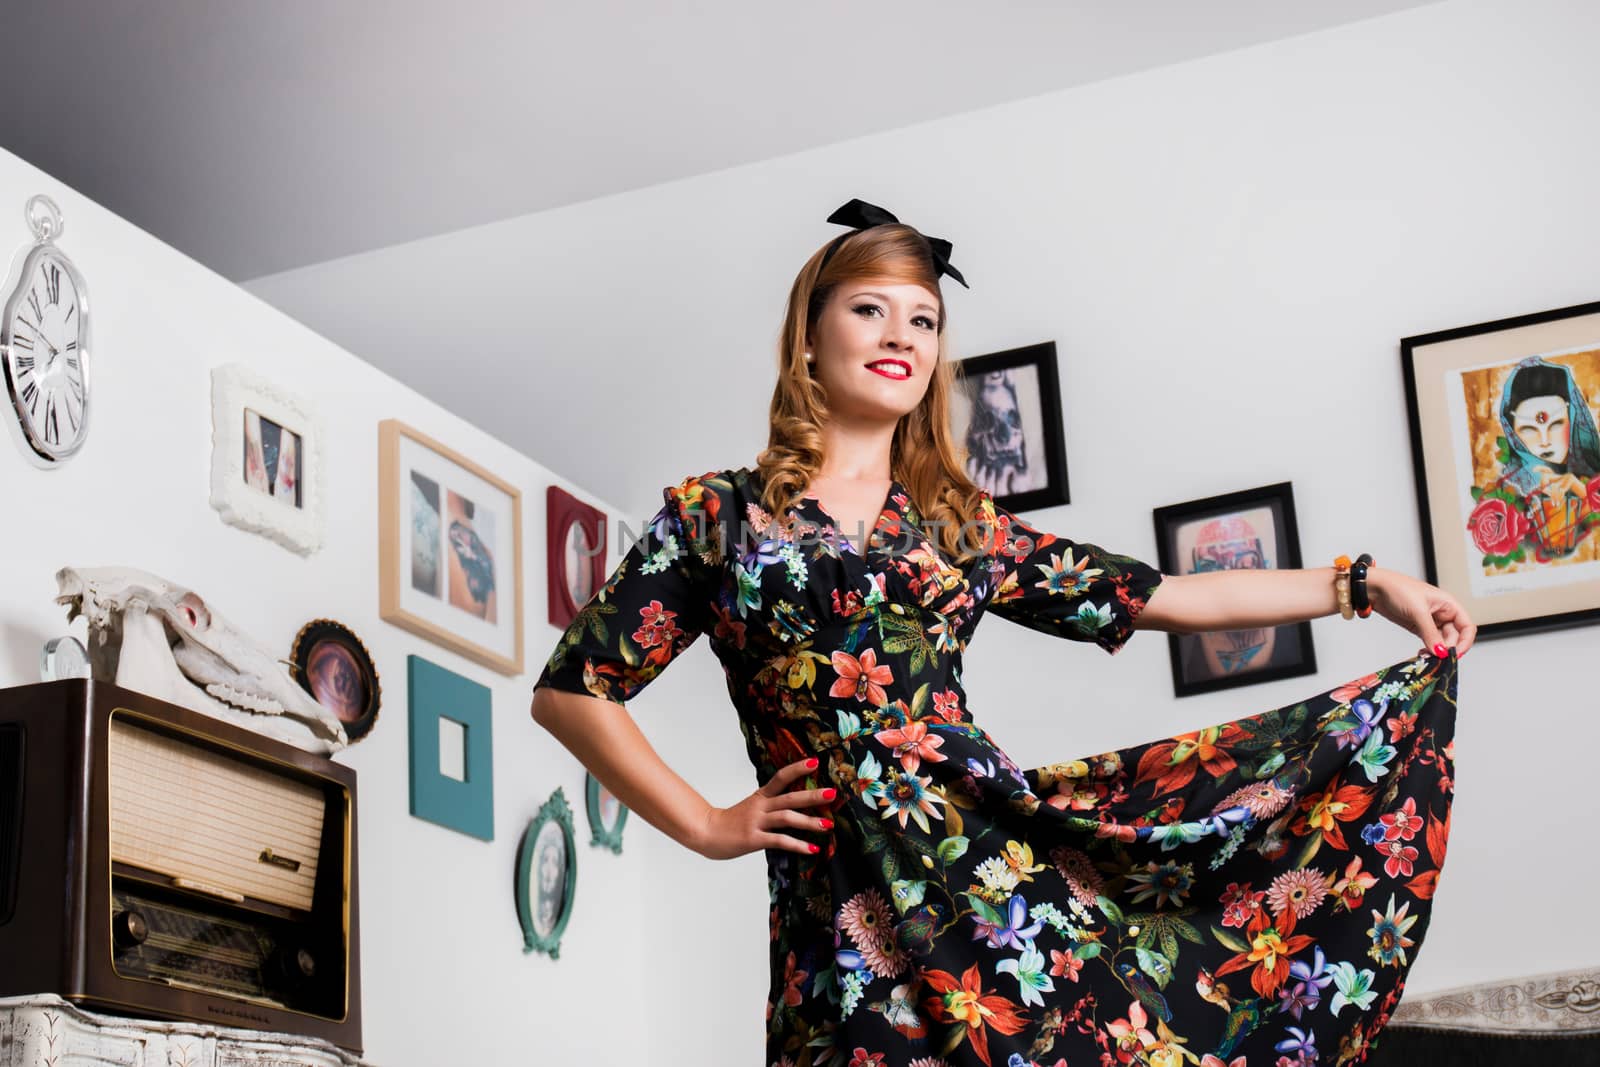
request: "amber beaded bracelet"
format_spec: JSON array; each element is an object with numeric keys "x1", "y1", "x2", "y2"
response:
[{"x1": 1333, "y1": 555, "x2": 1354, "y2": 619}]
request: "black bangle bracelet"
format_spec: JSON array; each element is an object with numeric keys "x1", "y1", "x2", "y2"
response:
[{"x1": 1351, "y1": 553, "x2": 1374, "y2": 618}]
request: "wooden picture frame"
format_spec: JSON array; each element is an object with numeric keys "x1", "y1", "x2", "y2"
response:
[
  {"x1": 546, "y1": 485, "x2": 607, "y2": 629},
  {"x1": 1401, "y1": 300, "x2": 1600, "y2": 640},
  {"x1": 950, "y1": 341, "x2": 1071, "y2": 512},
  {"x1": 1152, "y1": 482, "x2": 1318, "y2": 697},
  {"x1": 378, "y1": 419, "x2": 524, "y2": 675}
]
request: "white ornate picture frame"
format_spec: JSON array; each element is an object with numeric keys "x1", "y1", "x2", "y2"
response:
[{"x1": 209, "y1": 363, "x2": 326, "y2": 555}]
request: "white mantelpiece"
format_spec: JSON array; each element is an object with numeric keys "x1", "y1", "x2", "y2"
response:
[{"x1": 0, "y1": 996, "x2": 372, "y2": 1067}]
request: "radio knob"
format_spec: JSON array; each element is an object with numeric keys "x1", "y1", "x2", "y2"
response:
[
  {"x1": 273, "y1": 944, "x2": 317, "y2": 985},
  {"x1": 112, "y1": 910, "x2": 148, "y2": 949}
]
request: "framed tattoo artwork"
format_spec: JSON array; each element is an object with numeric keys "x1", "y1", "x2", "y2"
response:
[
  {"x1": 1152, "y1": 482, "x2": 1317, "y2": 698},
  {"x1": 378, "y1": 419, "x2": 525, "y2": 675},
  {"x1": 209, "y1": 363, "x2": 325, "y2": 555},
  {"x1": 1402, "y1": 300, "x2": 1600, "y2": 639},
  {"x1": 950, "y1": 341, "x2": 1070, "y2": 511},
  {"x1": 290, "y1": 618, "x2": 382, "y2": 743}
]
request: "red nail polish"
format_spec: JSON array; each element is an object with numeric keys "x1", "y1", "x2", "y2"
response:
[
  {"x1": 806, "y1": 757, "x2": 819, "y2": 769},
  {"x1": 820, "y1": 818, "x2": 834, "y2": 830},
  {"x1": 1433, "y1": 644, "x2": 1447, "y2": 657},
  {"x1": 809, "y1": 843, "x2": 820, "y2": 853},
  {"x1": 823, "y1": 788, "x2": 837, "y2": 800}
]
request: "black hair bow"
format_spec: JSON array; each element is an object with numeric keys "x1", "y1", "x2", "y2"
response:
[{"x1": 818, "y1": 198, "x2": 969, "y2": 289}]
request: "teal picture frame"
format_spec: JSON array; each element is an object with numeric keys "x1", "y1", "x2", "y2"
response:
[
  {"x1": 516, "y1": 788, "x2": 577, "y2": 958},
  {"x1": 407, "y1": 654, "x2": 494, "y2": 841},
  {"x1": 585, "y1": 771, "x2": 628, "y2": 854}
]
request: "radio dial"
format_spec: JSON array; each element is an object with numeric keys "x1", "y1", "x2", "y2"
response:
[
  {"x1": 111, "y1": 910, "x2": 148, "y2": 949},
  {"x1": 272, "y1": 944, "x2": 317, "y2": 986}
]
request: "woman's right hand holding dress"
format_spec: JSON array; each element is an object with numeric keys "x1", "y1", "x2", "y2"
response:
[{"x1": 695, "y1": 757, "x2": 836, "y2": 860}]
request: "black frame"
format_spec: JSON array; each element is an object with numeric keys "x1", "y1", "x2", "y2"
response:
[
  {"x1": 1152, "y1": 482, "x2": 1318, "y2": 698},
  {"x1": 952, "y1": 341, "x2": 1071, "y2": 512},
  {"x1": 290, "y1": 619, "x2": 382, "y2": 743},
  {"x1": 1401, "y1": 299, "x2": 1600, "y2": 640}
]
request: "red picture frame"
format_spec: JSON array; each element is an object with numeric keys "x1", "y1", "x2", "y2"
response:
[{"x1": 546, "y1": 485, "x2": 607, "y2": 629}]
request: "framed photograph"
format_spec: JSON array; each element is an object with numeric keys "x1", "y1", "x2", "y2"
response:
[
  {"x1": 407, "y1": 655, "x2": 494, "y2": 841},
  {"x1": 290, "y1": 619, "x2": 382, "y2": 743},
  {"x1": 379, "y1": 419, "x2": 525, "y2": 675},
  {"x1": 950, "y1": 341, "x2": 1070, "y2": 511},
  {"x1": 547, "y1": 485, "x2": 607, "y2": 629},
  {"x1": 209, "y1": 363, "x2": 325, "y2": 555},
  {"x1": 1152, "y1": 482, "x2": 1317, "y2": 698},
  {"x1": 516, "y1": 787, "x2": 577, "y2": 959},
  {"x1": 585, "y1": 770, "x2": 628, "y2": 854},
  {"x1": 1402, "y1": 300, "x2": 1600, "y2": 639}
]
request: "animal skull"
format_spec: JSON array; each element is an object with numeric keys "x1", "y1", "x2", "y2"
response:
[{"x1": 55, "y1": 566, "x2": 348, "y2": 754}]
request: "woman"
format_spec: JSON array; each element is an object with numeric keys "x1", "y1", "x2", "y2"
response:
[
  {"x1": 1496, "y1": 354, "x2": 1600, "y2": 496},
  {"x1": 531, "y1": 200, "x2": 1472, "y2": 1067}
]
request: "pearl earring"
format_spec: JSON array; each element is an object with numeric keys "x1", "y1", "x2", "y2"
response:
[{"x1": 803, "y1": 352, "x2": 814, "y2": 363}]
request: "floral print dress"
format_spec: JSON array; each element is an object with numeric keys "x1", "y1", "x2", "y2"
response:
[{"x1": 533, "y1": 467, "x2": 1459, "y2": 1067}]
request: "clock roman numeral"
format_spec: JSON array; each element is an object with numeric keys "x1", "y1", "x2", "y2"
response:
[
  {"x1": 21, "y1": 380, "x2": 37, "y2": 414},
  {"x1": 14, "y1": 354, "x2": 32, "y2": 373},
  {"x1": 65, "y1": 340, "x2": 77, "y2": 351},
  {"x1": 44, "y1": 263, "x2": 61, "y2": 306},
  {"x1": 65, "y1": 304, "x2": 75, "y2": 323},
  {"x1": 44, "y1": 394, "x2": 59, "y2": 445},
  {"x1": 65, "y1": 391, "x2": 80, "y2": 431},
  {"x1": 27, "y1": 287, "x2": 42, "y2": 322},
  {"x1": 12, "y1": 332, "x2": 32, "y2": 350}
]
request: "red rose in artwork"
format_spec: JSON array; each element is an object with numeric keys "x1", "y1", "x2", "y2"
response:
[
  {"x1": 1466, "y1": 495, "x2": 1530, "y2": 556},
  {"x1": 1588, "y1": 475, "x2": 1600, "y2": 516}
]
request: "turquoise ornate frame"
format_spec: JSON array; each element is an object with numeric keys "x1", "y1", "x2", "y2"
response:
[
  {"x1": 515, "y1": 787, "x2": 577, "y2": 958},
  {"x1": 585, "y1": 771, "x2": 628, "y2": 854}
]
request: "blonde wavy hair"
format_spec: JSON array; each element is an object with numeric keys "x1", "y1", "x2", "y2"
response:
[{"x1": 754, "y1": 224, "x2": 990, "y2": 564}]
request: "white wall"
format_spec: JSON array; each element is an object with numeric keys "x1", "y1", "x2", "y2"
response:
[
  {"x1": 6, "y1": 0, "x2": 1592, "y2": 1059},
  {"x1": 245, "y1": 2, "x2": 1600, "y2": 1063},
  {"x1": 0, "y1": 146, "x2": 664, "y2": 1065}
]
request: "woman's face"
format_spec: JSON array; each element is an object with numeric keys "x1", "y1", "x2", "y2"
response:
[
  {"x1": 1512, "y1": 394, "x2": 1570, "y2": 465},
  {"x1": 808, "y1": 279, "x2": 941, "y2": 423}
]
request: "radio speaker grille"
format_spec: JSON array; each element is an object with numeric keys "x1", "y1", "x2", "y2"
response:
[
  {"x1": 108, "y1": 718, "x2": 325, "y2": 911},
  {"x1": 0, "y1": 724, "x2": 20, "y2": 924}
]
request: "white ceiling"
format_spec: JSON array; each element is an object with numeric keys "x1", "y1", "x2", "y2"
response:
[{"x1": 0, "y1": 0, "x2": 1436, "y2": 282}]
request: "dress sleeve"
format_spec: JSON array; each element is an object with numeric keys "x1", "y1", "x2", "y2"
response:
[
  {"x1": 980, "y1": 494, "x2": 1166, "y2": 655},
  {"x1": 533, "y1": 475, "x2": 724, "y2": 705}
]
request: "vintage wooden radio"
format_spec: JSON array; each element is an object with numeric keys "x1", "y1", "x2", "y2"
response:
[{"x1": 0, "y1": 679, "x2": 362, "y2": 1052}]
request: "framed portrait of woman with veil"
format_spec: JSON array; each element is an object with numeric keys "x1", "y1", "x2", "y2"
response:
[{"x1": 1402, "y1": 299, "x2": 1600, "y2": 639}]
